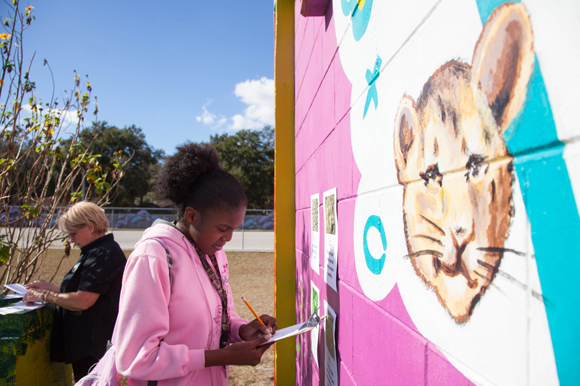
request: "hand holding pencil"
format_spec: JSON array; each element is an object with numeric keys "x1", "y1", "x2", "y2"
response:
[{"x1": 239, "y1": 297, "x2": 278, "y2": 342}]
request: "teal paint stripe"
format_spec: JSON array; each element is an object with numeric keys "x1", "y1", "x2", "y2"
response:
[
  {"x1": 475, "y1": 0, "x2": 520, "y2": 24},
  {"x1": 513, "y1": 150, "x2": 580, "y2": 386},
  {"x1": 513, "y1": 65, "x2": 580, "y2": 384},
  {"x1": 504, "y1": 59, "x2": 561, "y2": 154},
  {"x1": 475, "y1": 1, "x2": 580, "y2": 384}
]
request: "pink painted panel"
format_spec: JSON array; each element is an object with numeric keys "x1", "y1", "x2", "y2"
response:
[
  {"x1": 321, "y1": 2, "x2": 338, "y2": 76},
  {"x1": 334, "y1": 198, "x2": 358, "y2": 291},
  {"x1": 299, "y1": 17, "x2": 324, "y2": 102},
  {"x1": 294, "y1": 2, "x2": 310, "y2": 105},
  {"x1": 334, "y1": 116, "x2": 360, "y2": 197},
  {"x1": 295, "y1": 82, "x2": 308, "y2": 135},
  {"x1": 315, "y1": 69, "x2": 336, "y2": 138},
  {"x1": 339, "y1": 362, "x2": 357, "y2": 386},
  {"x1": 294, "y1": 2, "x2": 307, "y2": 80},
  {"x1": 318, "y1": 120, "x2": 359, "y2": 199},
  {"x1": 378, "y1": 284, "x2": 419, "y2": 334},
  {"x1": 295, "y1": 18, "x2": 316, "y2": 102},
  {"x1": 298, "y1": 36, "x2": 323, "y2": 130},
  {"x1": 295, "y1": 143, "x2": 323, "y2": 210},
  {"x1": 296, "y1": 114, "x2": 361, "y2": 211},
  {"x1": 295, "y1": 165, "x2": 318, "y2": 212},
  {"x1": 295, "y1": 247, "x2": 322, "y2": 386},
  {"x1": 336, "y1": 281, "x2": 354, "y2": 371},
  {"x1": 333, "y1": 54, "x2": 351, "y2": 126},
  {"x1": 295, "y1": 207, "x2": 310, "y2": 258},
  {"x1": 351, "y1": 291, "x2": 428, "y2": 386},
  {"x1": 295, "y1": 249, "x2": 307, "y2": 313},
  {"x1": 294, "y1": 168, "x2": 310, "y2": 212},
  {"x1": 295, "y1": 71, "x2": 335, "y2": 169},
  {"x1": 426, "y1": 345, "x2": 473, "y2": 386},
  {"x1": 296, "y1": 328, "x2": 321, "y2": 386}
]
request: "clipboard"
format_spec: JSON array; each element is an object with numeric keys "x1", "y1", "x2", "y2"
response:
[{"x1": 259, "y1": 309, "x2": 326, "y2": 346}]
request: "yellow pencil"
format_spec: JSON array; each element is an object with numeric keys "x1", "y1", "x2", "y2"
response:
[{"x1": 242, "y1": 297, "x2": 266, "y2": 326}]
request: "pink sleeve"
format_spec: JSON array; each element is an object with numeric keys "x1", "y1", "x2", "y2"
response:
[
  {"x1": 229, "y1": 308, "x2": 248, "y2": 343},
  {"x1": 113, "y1": 244, "x2": 205, "y2": 380}
]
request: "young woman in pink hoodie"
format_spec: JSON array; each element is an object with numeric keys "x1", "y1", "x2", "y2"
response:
[{"x1": 113, "y1": 143, "x2": 278, "y2": 385}]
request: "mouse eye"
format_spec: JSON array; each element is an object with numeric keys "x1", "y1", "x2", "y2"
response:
[
  {"x1": 465, "y1": 155, "x2": 489, "y2": 181},
  {"x1": 420, "y1": 164, "x2": 443, "y2": 187}
]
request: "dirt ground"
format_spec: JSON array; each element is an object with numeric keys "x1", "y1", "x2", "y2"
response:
[{"x1": 35, "y1": 248, "x2": 276, "y2": 386}]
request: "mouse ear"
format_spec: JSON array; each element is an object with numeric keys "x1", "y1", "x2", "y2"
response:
[
  {"x1": 393, "y1": 95, "x2": 420, "y2": 184},
  {"x1": 471, "y1": 3, "x2": 534, "y2": 133}
]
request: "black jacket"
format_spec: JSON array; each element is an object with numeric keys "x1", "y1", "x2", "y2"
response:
[{"x1": 51, "y1": 234, "x2": 126, "y2": 363}]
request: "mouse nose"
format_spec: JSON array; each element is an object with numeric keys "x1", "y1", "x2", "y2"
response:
[{"x1": 452, "y1": 219, "x2": 475, "y2": 245}]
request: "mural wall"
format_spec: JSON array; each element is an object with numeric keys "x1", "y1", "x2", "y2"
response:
[{"x1": 293, "y1": 0, "x2": 580, "y2": 385}]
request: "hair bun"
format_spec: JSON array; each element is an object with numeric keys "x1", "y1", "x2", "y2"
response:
[{"x1": 156, "y1": 143, "x2": 221, "y2": 206}]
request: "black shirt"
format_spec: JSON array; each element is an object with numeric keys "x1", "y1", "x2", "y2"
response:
[{"x1": 51, "y1": 233, "x2": 126, "y2": 363}]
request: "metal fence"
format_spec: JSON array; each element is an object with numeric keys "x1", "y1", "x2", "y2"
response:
[
  {"x1": 1, "y1": 207, "x2": 274, "y2": 231},
  {"x1": 0, "y1": 207, "x2": 63, "y2": 227},
  {"x1": 105, "y1": 207, "x2": 177, "y2": 229},
  {"x1": 104, "y1": 207, "x2": 273, "y2": 230}
]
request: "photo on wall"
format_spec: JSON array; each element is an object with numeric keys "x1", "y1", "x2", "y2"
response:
[
  {"x1": 324, "y1": 301, "x2": 338, "y2": 386},
  {"x1": 310, "y1": 281, "x2": 321, "y2": 367},
  {"x1": 311, "y1": 193, "x2": 320, "y2": 274},
  {"x1": 323, "y1": 188, "x2": 338, "y2": 291}
]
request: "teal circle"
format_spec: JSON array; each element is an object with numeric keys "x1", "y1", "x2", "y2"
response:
[{"x1": 363, "y1": 215, "x2": 386, "y2": 275}]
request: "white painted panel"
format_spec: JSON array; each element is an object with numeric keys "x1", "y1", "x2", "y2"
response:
[{"x1": 523, "y1": 0, "x2": 580, "y2": 142}]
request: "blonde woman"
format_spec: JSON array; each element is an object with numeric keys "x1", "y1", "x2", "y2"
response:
[{"x1": 23, "y1": 202, "x2": 126, "y2": 381}]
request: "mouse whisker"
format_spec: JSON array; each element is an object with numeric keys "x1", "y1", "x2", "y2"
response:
[
  {"x1": 477, "y1": 247, "x2": 527, "y2": 257},
  {"x1": 404, "y1": 250, "x2": 443, "y2": 260}
]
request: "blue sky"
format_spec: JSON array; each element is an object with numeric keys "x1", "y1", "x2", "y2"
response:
[{"x1": 8, "y1": 0, "x2": 275, "y2": 155}]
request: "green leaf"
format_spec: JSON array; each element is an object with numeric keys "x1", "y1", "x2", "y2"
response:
[{"x1": 0, "y1": 245, "x2": 9, "y2": 264}]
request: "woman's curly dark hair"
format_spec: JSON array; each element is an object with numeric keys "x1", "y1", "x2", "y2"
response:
[{"x1": 156, "y1": 143, "x2": 247, "y2": 217}]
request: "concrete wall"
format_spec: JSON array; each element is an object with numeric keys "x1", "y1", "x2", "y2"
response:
[{"x1": 293, "y1": 0, "x2": 580, "y2": 385}]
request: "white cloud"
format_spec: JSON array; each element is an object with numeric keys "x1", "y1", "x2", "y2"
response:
[
  {"x1": 195, "y1": 100, "x2": 227, "y2": 128},
  {"x1": 196, "y1": 77, "x2": 274, "y2": 131},
  {"x1": 231, "y1": 77, "x2": 274, "y2": 130},
  {"x1": 195, "y1": 106, "x2": 216, "y2": 124}
]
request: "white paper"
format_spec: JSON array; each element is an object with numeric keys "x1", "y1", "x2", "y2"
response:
[
  {"x1": 0, "y1": 301, "x2": 45, "y2": 315},
  {"x1": 260, "y1": 322, "x2": 315, "y2": 345},
  {"x1": 260, "y1": 313, "x2": 326, "y2": 346},
  {"x1": 310, "y1": 281, "x2": 321, "y2": 366},
  {"x1": 2, "y1": 294, "x2": 24, "y2": 299},
  {"x1": 323, "y1": 188, "x2": 338, "y2": 291},
  {"x1": 4, "y1": 283, "x2": 28, "y2": 294},
  {"x1": 324, "y1": 301, "x2": 338, "y2": 386},
  {"x1": 311, "y1": 194, "x2": 320, "y2": 274}
]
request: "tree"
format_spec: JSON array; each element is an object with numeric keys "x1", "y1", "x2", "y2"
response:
[
  {"x1": 0, "y1": 2, "x2": 128, "y2": 286},
  {"x1": 75, "y1": 122, "x2": 165, "y2": 207},
  {"x1": 208, "y1": 126, "x2": 274, "y2": 209}
]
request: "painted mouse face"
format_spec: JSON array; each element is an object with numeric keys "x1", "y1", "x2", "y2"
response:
[{"x1": 393, "y1": 3, "x2": 535, "y2": 323}]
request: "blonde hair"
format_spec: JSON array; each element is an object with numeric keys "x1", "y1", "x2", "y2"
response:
[{"x1": 59, "y1": 202, "x2": 109, "y2": 234}]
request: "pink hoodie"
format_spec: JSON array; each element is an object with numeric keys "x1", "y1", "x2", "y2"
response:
[{"x1": 113, "y1": 222, "x2": 248, "y2": 386}]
